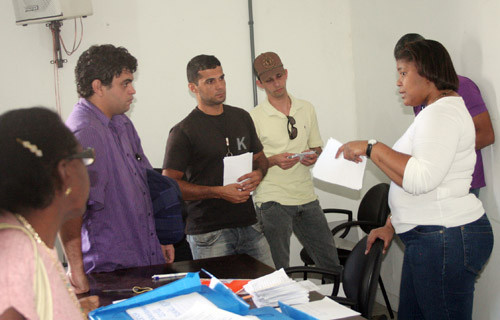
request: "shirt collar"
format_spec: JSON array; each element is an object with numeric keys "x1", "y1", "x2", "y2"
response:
[
  {"x1": 261, "y1": 94, "x2": 301, "y2": 117},
  {"x1": 78, "y1": 98, "x2": 128, "y2": 129}
]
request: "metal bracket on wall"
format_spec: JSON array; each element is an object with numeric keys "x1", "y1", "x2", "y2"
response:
[{"x1": 47, "y1": 20, "x2": 67, "y2": 68}]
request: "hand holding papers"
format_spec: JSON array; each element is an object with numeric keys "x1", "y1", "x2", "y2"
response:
[
  {"x1": 312, "y1": 138, "x2": 367, "y2": 190},
  {"x1": 223, "y1": 152, "x2": 253, "y2": 186}
]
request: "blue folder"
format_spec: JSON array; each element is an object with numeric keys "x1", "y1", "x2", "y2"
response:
[
  {"x1": 89, "y1": 273, "x2": 249, "y2": 319},
  {"x1": 89, "y1": 273, "x2": 307, "y2": 319},
  {"x1": 248, "y1": 306, "x2": 295, "y2": 319}
]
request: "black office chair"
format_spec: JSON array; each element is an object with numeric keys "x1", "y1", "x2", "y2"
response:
[
  {"x1": 286, "y1": 236, "x2": 387, "y2": 320},
  {"x1": 299, "y1": 182, "x2": 394, "y2": 318}
]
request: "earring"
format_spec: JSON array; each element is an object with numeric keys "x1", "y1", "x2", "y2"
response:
[{"x1": 65, "y1": 187, "x2": 72, "y2": 197}]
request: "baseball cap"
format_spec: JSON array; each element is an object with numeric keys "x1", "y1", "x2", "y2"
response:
[{"x1": 254, "y1": 52, "x2": 285, "y2": 80}]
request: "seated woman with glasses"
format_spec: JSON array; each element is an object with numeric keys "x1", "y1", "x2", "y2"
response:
[{"x1": 0, "y1": 107, "x2": 98, "y2": 319}]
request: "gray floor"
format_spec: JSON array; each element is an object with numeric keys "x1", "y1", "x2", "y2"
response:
[{"x1": 372, "y1": 301, "x2": 397, "y2": 319}]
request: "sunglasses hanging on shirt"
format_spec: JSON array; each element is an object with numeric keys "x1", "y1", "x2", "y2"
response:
[{"x1": 287, "y1": 116, "x2": 297, "y2": 140}]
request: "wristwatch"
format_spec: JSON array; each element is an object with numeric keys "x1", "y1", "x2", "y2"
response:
[{"x1": 366, "y1": 139, "x2": 378, "y2": 159}]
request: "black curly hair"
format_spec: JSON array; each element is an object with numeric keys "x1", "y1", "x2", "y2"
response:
[
  {"x1": 186, "y1": 55, "x2": 221, "y2": 84},
  {"x1": 0, "y1": 107, "x2": 79, "y2": 212},
  {"x1": 75, "y1": 44, "x2": 138, "y2": 98}
]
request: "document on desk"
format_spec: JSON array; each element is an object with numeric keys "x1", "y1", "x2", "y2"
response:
[
  {"x1": 285, "y1": 297, "x2": 361, "y2": 320},
  {"x1": 223, "y1": 152, "x2": 253, "y2": 186},
  {"x1": 243, "y1": 269, "x2": 309, "y2": 307},
  {"x1": 312, "y1": 138, "x2": 367, "y2": 190},
  {"x1": 243, "y1": 268, "x2": 292, "y2": 292},
  {"x1": 125, "y1": 292, "x2": 251, "y2": 319}
]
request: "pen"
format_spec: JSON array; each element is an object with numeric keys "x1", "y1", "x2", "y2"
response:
[
  {"x1": 102, "y1": 286, "x2": 152, "y2": 294},
  {"x1": 151, "y1": 272, "x2": 189, "y2": 281}
]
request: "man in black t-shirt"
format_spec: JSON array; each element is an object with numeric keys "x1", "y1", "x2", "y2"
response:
[{"x1": 162, "y1": 55, "x2": 272, "y2": 266}]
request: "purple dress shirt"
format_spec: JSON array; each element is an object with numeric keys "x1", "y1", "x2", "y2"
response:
[
  {"x1": 413, "y1": 75, "x2": 487, "y2": 189},
  {"x1": 66, "y1": 98, "x2": 164, "y2": 273}
]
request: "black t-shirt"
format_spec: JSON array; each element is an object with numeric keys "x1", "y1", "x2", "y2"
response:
[{"x1": 163, "y1": 105, "x2": 263, "y2": 235}]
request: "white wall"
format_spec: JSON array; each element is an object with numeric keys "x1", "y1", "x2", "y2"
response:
[
  {"x1": 454, "y1": 2, "x2": 500, "y2": 318},
  {"x1": 0, "y1": 0, "x2": 358, "y2": 193},
  {"x1": 1, "y1": 0, "x2": 499, "y2": 318},
  {"x1": 0, "y1": 0, "x2": 360, "y2": 264}
]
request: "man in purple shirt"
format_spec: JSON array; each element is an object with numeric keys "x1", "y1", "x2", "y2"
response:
[
  {"x1": 395, "y1": 34, "x2": 495, "y2": 197},
  {"x1": 60, "y1": 45, "x2": 173, "y2": 293}
]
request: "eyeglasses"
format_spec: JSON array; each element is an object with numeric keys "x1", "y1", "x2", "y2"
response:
[
  {"x1": 287, "y1": 116, "x2": 297, "y2": 140},
  {"x1": 66, "y1": 148, "x2": 95, "y2": 166}
]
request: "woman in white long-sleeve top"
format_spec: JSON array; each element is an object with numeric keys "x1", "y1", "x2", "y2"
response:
[{"x1": 337, "y1": 39, "x2": 493, "y2": 320}]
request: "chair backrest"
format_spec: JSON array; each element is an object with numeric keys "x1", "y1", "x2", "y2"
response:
[
  {"x1": 357, "y1": 183, "x2": 390, "y2": 234},
  {"x1": 342, "y1": 236, "x2": 384, "y2": 318}
]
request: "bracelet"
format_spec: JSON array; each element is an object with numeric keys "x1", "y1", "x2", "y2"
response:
[
  {"x1": 366, "y1": 144, "x2": 374, "y2": 158},
  {"x1": 366, "y1": 139, "x2": 378, "y2": 158}
]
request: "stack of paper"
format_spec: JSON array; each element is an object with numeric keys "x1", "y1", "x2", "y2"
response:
[{"x1": 243, "y1": 269, "x2": 309, "y2": 308}]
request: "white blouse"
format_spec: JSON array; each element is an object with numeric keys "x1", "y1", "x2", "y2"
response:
[{"x1": 389, "y1": 97, "x2": 485, "y2": 233}]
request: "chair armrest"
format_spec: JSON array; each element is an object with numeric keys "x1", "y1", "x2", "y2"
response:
[
  {"x1": 323, "y1": 208, "x2": 353, "y2": 220},
  {"x1": 323, "y1": 209, "x2": 353, "y2": 239},
  {"x1": 329, "y1": 296, "x2": 357, "y2": 307},
  {"x1": 284, "y1": 266, "x2": 341, "y2": 296},
  {"x1": 331, "y1": 221, "x2": 381, "y2": 238}
]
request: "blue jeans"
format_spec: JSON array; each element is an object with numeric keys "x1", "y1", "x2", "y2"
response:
[
  {"x1": 397, "y1": 214, "x2": 493, "y2": 320},
  {"x1": 187, "y1": 223, "x2": 273, "y2": 267},
  {"x1": 256, "y1": 200, "x2": 341, "y2": 272}
]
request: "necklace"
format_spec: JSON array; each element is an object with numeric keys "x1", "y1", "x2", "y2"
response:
[
  {"x1": 201, "y1": 107, "x2": 233, "y2": 157},
  {"x1": 14, "y1": 214, "x2": 86, "y2": 319},
  {"x1": 429, "y1": 90, "x2": 452, "y2": 105}
]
